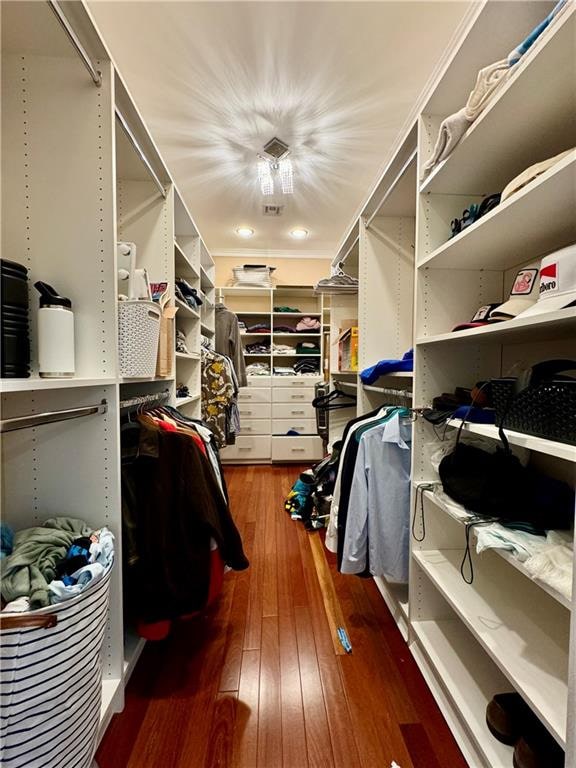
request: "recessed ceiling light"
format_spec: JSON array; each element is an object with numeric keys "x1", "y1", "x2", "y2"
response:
[
  {"x1": 290, "y1": 228, "x2": 308, "y2": 240},
  {"x1": 236, "y1": 227, "x2": 254, "y2": 238}
]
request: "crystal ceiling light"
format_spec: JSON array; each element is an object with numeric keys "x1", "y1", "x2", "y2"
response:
[{"x1": 258, "y1": 161, "x2": 274, "y2": 196}]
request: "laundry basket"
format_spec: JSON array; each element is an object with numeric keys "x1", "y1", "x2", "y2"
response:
[
  {"x1": 118, "y1": 300, "x2": 161, "y2": 377},
  {"x1": 0, "y1": 564, "x2": 113, "y2": 768}
]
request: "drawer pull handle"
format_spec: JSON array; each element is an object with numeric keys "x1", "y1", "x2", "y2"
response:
[
  {"x1": 291, "y1": 448, "x2": 306, "y2": 452},
  {"x1": 241, "y1": 411, "x2": 252, "y2": 416},
  {"x1": 292, "y1": 410, "x2": 305, "y2": 415},
  {"x1": 239, "y1": 447, "x2": 252, "y2": 452},
  {"x1": 243, "y1": 395, "x2": 252, "y2": 399},
  {"x1": 243, "y1": 427, "x2": 252, "y2": 431},
  {"x1": 290, "y1": 394, "x2": 305, "y2": 399}
]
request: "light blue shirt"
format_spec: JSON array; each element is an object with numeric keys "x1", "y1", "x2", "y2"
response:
[{"x1": 340, "y1": 412, "x2": 411, "y2": 582}]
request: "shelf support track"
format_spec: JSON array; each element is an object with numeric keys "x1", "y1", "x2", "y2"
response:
[
  {"x1": 46, "y1": 1, "x2": 102, "y2": 87},
  {"x1": 115, "y1": 108, "x2": 167, "y2": 199},
  {"x1": 0, "y1": 401, "x2": 108, "y2": 433}
]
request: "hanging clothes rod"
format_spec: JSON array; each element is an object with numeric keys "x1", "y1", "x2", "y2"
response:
[
  {"x1": 46, "y1": 1, "x2": 102, "y2": 87},
  {"x1": 333, "y1": 380, "x2": 358, "y2": 390},
  {"x1": 362, "y1": 384, "x2": 413, "y2": 398},
  {"x1": 120, "y1": 390, "x2": 170, "y2": 413},
  {"x1": 115, "y1": 108, "x2": 167, "y2": 199},
  {"x1": 0, "y1": 401, "x2": 107, "y2": 434}
]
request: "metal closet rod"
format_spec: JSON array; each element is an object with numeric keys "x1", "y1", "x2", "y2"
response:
[
  {"x1": 46, "y1": 1, "x2": 102, "y2": 87},
  {"x1": 0, "y1": 401, "x2": 108, "y2": 434},
  {"x1": 115, "y1": 108, "x2": 167, "y2": 199},
  {"x1": 120, "y1": 389, "x2": 170, "y2": 412}
]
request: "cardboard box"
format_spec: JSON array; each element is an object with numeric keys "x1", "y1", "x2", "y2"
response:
[
  {"x1": 335, "y1": 326, "x2": 359, "y2": 372},
  {"x1": 156, "y1": 304, "x2": 177, "y2": 377}
]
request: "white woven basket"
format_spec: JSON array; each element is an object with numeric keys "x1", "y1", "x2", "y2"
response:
[
  {"x1": 118, "y1": 300, "x2": 161, "y2": 378},
  {"x1": 232, "y1": 267, "x2": 273, "y2": 287}
]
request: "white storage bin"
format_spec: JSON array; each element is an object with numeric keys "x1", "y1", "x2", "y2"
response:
[
  {"x1": 233, "y1": 267, "x2": 273, "y2": 287},
  {"x1": 118, "y1": 300, "x2": 161, "y2": 378}
]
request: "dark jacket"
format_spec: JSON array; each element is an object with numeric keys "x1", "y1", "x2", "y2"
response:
[{"x1": 121, "y1": 420, "x2": 248, "y2": 622}]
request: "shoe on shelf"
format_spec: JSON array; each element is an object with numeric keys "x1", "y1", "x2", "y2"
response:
[
  {"x1": 513, "y1": 725, "x2": 565, "y2": 768},
  {"x1": 486, "y1": 692, "x2": 535, "y2": 746}
]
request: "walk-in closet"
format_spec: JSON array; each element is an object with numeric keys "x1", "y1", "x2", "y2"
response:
[{"x1": 1, "y1": 2, "x2": 575, "y2": 767}]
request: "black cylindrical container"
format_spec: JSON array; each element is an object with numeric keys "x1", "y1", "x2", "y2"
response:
[{"x1": 1, "y1": 259, "x2": 30, "y2": 378}]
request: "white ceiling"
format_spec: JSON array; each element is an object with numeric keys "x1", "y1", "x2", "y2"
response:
[{"x1": 89, "y1": 1, "x2": 471, "y2": 256}]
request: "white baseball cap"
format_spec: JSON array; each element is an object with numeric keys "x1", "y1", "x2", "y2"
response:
[
  {"x1": 516, "y1": 244, "x2": 576, "y2": 318},
  {"x1": 489, "y1": 262, "x2": 540, "y2": 321}
]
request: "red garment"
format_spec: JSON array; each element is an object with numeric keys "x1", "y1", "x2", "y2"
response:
[{"x1": 155, "y1": 417, "x2": 207, "y2": 456}]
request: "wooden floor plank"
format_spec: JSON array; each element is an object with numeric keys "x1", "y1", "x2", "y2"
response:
[
  {"x1": 96, "y1": 465, "x2": 467, "y2": 768},
  {"x1": 257, "y1": 616, "x2": 282, "y2": 768}
]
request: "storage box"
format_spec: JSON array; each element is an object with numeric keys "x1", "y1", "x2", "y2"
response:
[
  {"x1": 335, "y1": 326, "x2": 359, "y2": 372},
  {"x1": 156, "y1": 304, "x2": 177, "y2": 377}
]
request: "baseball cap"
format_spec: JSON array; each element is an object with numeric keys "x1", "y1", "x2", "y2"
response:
[
  {"x1": 452, "y1": 303, "x2": 502, "y2": 332},
  {"x1": 515, "y1": 244, "x2": 576, "y2": 319},
  {"x1": 489, "y1": 262, "x2": 540, "y2": 320}
]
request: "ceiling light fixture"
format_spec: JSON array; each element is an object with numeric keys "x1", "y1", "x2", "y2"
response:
[
  {"x1": 236, "y1": 226, "x2": 255, "y2": 238},
  {"x1": 290, "y1": 228, "x2": 308, "y2": 240},
  {"x1": 258, "y1": 137, "x2": 294, "y2": 196}
]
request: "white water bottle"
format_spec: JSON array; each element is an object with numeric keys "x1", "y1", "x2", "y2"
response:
[{"x1": 34, "y1": 282, "x2": 75, "y2": 378}]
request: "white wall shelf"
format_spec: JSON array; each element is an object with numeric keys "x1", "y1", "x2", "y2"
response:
[
  {"x1": 413, "y1": 548, "x2": 569, "y2": 747},
  {"x1": 175, "y1": 352, "x2": 200, "y2": 361},
  {"x1": 411, "y1": 619, "x2": 514, "y2": 767},
  {"x1": 446, "y1": 419, "x2": 576, "y2": 463},
  {"x1": 201, "y1": 323, "x2": 215, "y2": 336},
  {"x1": 0, "y1": 377, "x2": 118, "y2": 393},
  {"x1": 416, "y1": 308, "x2": 576, "y2": 347},
  {"x1": 176, "y1": 394, "x2": 201, "y2": 407},
  {"x1": 175, "y1": 298, "x2": 200, "y2": 319},
  {"x1": 175, "y1": 241, "x2": 200, "y2": 279},
  {"x1": 419, "y1": 151, "x2": 576, "y2": 271},
  {"x1": 424, "y1": 489, "x2": 573, "y2": 610},
  {"x1": 420, "y1": 7, "x2": 576, "y2": 195},
  {"x1": 200, "y1": 266, "x2": 214, "y2": 290}
]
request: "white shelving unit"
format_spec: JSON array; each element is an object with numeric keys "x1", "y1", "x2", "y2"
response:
[
  {"x1": 215, "y1": 286, "x2": 324, "y2": 464},
  {"x1": 0, "y1": 1, "x2": 212, "y2": 751},
  {"x1": 325, "y1": 4, "x2": 576, "y2": 765},
  {"x1": 410, "y1": 4, "x2": 576, "y2": 765}
]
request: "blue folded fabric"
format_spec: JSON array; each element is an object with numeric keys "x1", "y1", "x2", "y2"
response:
[
  {"x1": 507, "y1": 0, "x2": 566, "y2": 66},
  {"x1": 452, "y1": 406, "x2": 496, "y2": 424},
  {"x1": 360, "y1": 349, "x2": 413, "y2": 384}
]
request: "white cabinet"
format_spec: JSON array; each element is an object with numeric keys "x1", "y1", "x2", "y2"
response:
[
  {"x1": 273, "y1": 418, "x2": 318, "y2": 435},
  {"x1": 238, "y1": 418, "x2": 272, "y2": 435},
  {"x1": 220, "y1": 435, "x2": 271, "y2": 462},
  {"x1": 271, "y1": 436, "x2": 324, "y2": 462},
  {"x1": 273, "y1": 402, "x2": 316, "y2": 421},
  {"x1": 272, "y1": 387, "x2": 316, "y2": 403}
]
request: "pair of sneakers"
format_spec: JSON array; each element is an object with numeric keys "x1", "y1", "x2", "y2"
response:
[{"x1": 486, "y1": 693, "x2": 564, "y2": 767}]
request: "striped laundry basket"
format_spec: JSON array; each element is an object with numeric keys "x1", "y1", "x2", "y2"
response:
[{"x1": 0, "y1": 564, "x2": 113, "y2": 768}]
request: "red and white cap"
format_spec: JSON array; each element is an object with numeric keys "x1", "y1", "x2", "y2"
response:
[
  {"x1": 489, "y1": 262, "x2": 540, "y2": 321},
  {"x1": 516, "y1": 244, "x2": 576, "y2": 318}
]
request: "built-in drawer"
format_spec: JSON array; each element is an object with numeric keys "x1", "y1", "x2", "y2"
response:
[
  {"x1": 238, "y1": 402, "x2": 272, "y2": 419},
  {"x1": 273, "y1": 402, "x2": 316, "y2": 420},
  {"x1": 246, "y1": 376, "x2": 272, "y2": 387},
  {"x1": 220, "y1": 435, "x2": 271, "y2": 461},
  {"x1": 271, "y1": 435, "x2": 324, "y2": 462},
  {"x1": 272, "y1": 376, "x2": 322, "y2": 387},
  {"x1": 238, "y1": 387, "x2": 271, "y2": 404},
  {"x1": 239, "y1": 418, "x2": 271, "y2": 436},
  {"x1": 272, "y1": 387, "x2": 315, "y2": 403},
  {"x1": 272, "y1": 418, "x2": 317, "y2": 435}
]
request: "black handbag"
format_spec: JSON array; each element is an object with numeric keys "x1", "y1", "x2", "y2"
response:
[{"x1": 438, "y1": 418, "x2": 574, "y2": 530}]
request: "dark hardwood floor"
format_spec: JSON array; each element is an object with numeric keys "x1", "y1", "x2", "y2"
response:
[{"x1": 96, "y1": 464, "x2": 468, "y2": 768}]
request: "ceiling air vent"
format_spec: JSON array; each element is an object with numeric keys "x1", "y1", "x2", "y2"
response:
[
  {"x1": 263, "y1": 204, "x2": 284, "y2": 216},
  {"x1": 263, "y1": 137, "x2": 290, "y2": 160}
]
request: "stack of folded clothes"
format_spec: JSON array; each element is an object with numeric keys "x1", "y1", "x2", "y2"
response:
[
  {"x1": 238, "y1": 320, "x2": 247, "y2": 333},
  {"x1": 246, "y1": 340, "x2": 270, "y2": 354},
  {"x1": 246, "y1": 362, "x2": 270, "y2": 376},
  {"x1": 296, "y1": 342, "x2": 319, "y2": 355},
  {"x1": 273, "y1": 343, "x2": 295, "y2": 355},
  {"x1": 293, "y1": 357, "x2": 320, "y2": 375},
  {"x1": 247, "y1": 322, "x2": 271, "y2": 333},
  {"x1": 274, "y1": 306, "x2": 300, "y2": 313},
  {"x1": 274, "y1": 325, "x2": 296, "y2": 333},
  {"x1": 274, "y1": 366, "x2": 294, "y2": 376},
  {"x1": 295, "y1": 317, "x2": 321, "y2": 332},
  {"x1": 175, "y1": 279, "x2": 203, "y2": 309}
]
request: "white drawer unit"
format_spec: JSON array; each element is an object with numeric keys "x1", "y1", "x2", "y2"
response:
[
  {"x1": 271, "y1": 436, "x2": 324, "y2": 462},
  {"x1": 273, "y1": 402, "x2": 316, "y2": 420},
  {"x1": 246, "y1": 376, "x2": 272, "y2": 387},
  {"x1": 220, "y1": 436, "x2": 271, "y2": 462},
  {"x1": 239, "y1": 418, "x2": 271, "y2": 436},
  {"x1": 238, "y1": 402, "x2": 272, "y2": 419},
  {"x1": 272, "y1": 376, "x2": 322, "y2": 387},
  {"x1": 272, "y1": 387, "x2": 315, "y2": 403},
  {"x1": 272, "y1": 418, "x2": 318, "y2": 435},
  {"x1": 238, "y1": 387, "x2": 271, "y2": 404}
]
